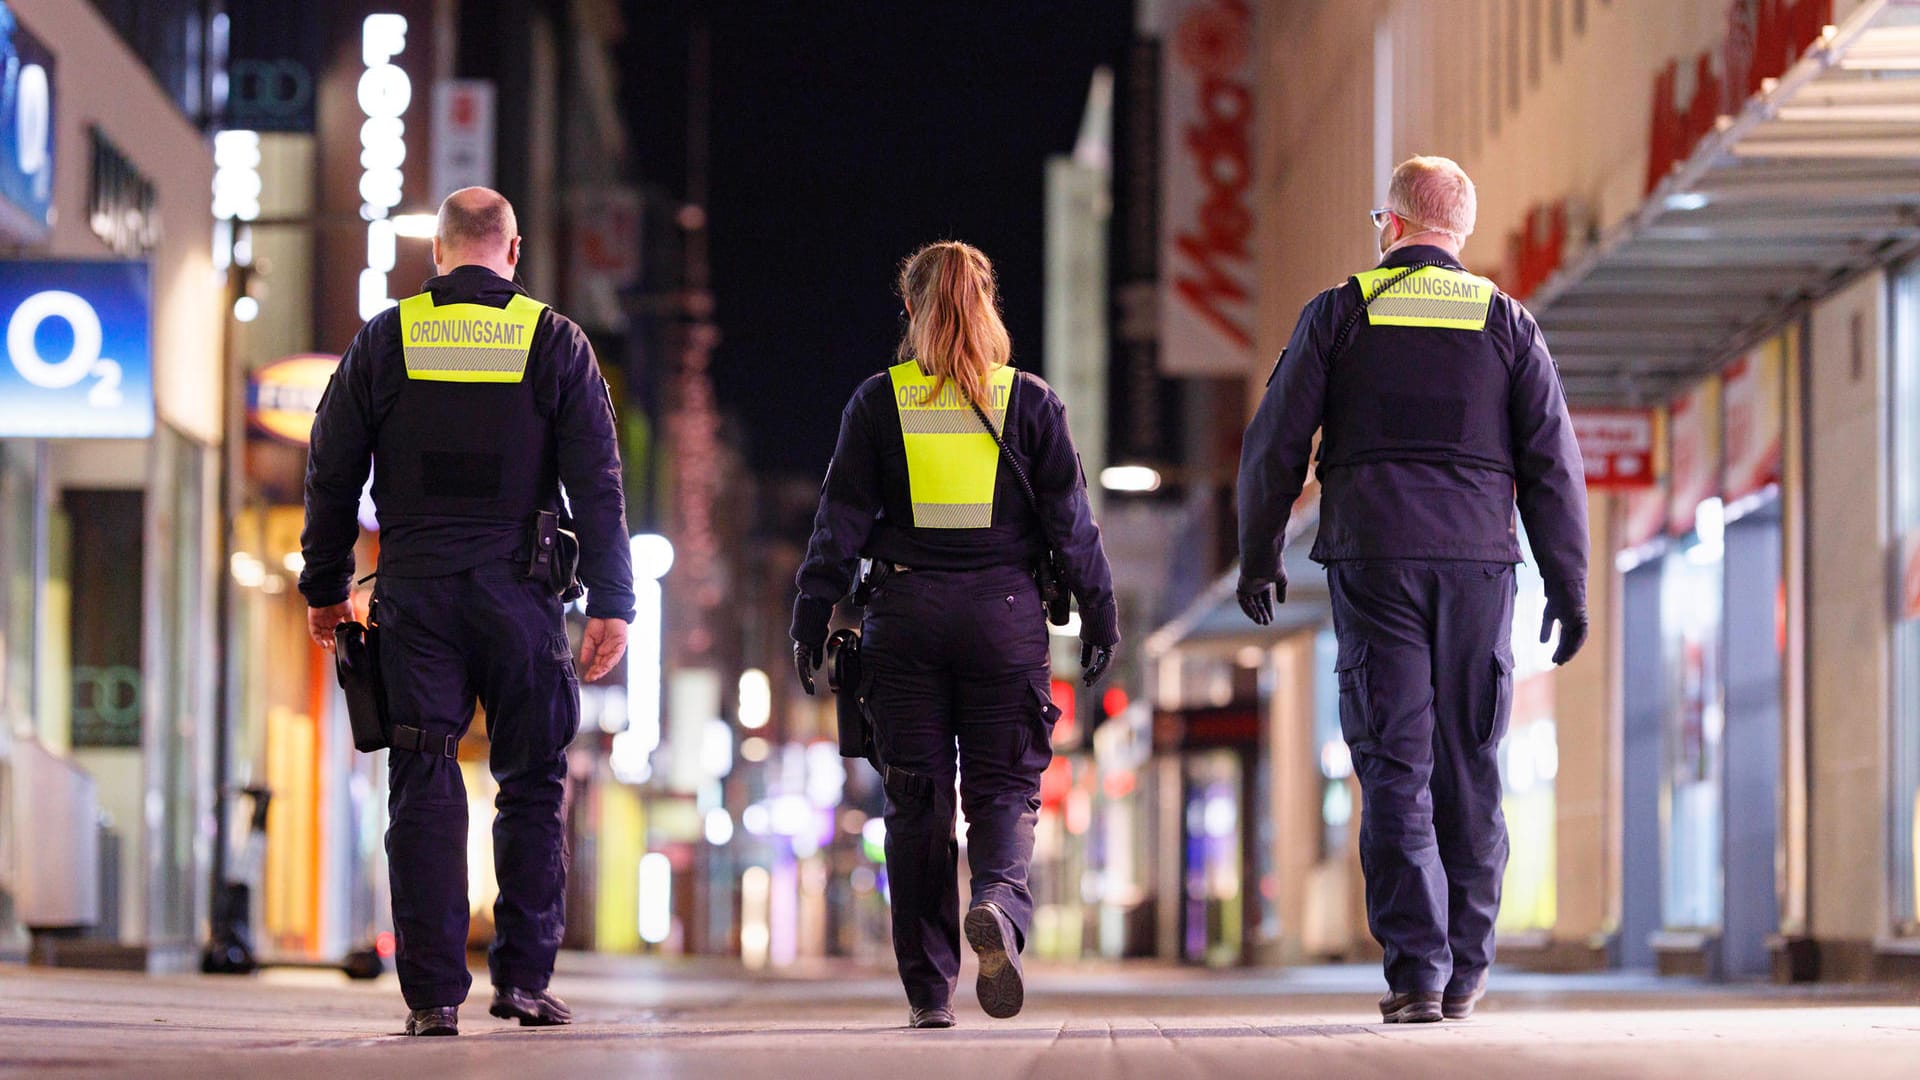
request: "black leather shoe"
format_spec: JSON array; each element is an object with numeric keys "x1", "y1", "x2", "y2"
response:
[
  {"x1": 405, "y1": 1006, "x2": 459, "y2": 1036},
  {"x1": 490, "y1": 985, "x2": 573, "y2": 1026},
  {"x1": 1443, "y1": 971, "x2": 1488, "y2": 1020},
  {"x1": 1378, "y1": 991, "x2": 1443, "y2": 1024},
  {"x1": 908, "y1": 1005, "x2": 956, "y2": 1028},
  {"x1": 964, "y1": 902, "x2": 1024, "y2": 1019}
]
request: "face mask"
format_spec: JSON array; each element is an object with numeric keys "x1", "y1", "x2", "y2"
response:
[{"x1": 1377, "y1": 220, "x2": 1394, "y2": 255}]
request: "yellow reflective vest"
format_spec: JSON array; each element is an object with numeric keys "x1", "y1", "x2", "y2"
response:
[
  {"x1": 396, "y1": 291, "x2": 548, "y2": 382},
  {"x1": 1351, "y1": 264, "x2": 1495, "y2": 330},
  {"x1": 888, "y1": 359, "x2": 1016, "y2": 529}
]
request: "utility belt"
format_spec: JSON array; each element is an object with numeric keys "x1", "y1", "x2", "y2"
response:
[{"x1": 336, "y1": 511, "x2": 582, "y2": 758}]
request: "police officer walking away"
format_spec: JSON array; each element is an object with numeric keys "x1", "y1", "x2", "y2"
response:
[
  {"x1": 1236, "y1": 157, "x2": 1587, "y2": 1024},
  {"x1": 301, "y1": 188, "x2": 635, "y2": 1036},
  {"x1": 792, "y1": 241, "x2": 1118, "y2": 1028}
]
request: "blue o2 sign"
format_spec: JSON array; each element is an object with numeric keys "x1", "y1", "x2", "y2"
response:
[{"x1": 0, "y1": 261, "x2": 153, "y2": 438}]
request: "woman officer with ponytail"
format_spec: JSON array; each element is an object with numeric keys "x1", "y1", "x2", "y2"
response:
[{"x1": 792, "y1": 241, "x2": 1119, "y2": 1028}]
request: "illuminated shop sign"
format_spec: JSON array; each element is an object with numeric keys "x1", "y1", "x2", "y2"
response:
[
  {"x1": 249, "y1": 353, "x2": 340, "y2": 445},
  {"x1": 359, "y1": 13, "x2": 412, "y2": 319},
  {"x1": 0, "y1": 260, "x2": 153, "y2": 439},
  {"x1": 0, "y1": 3, "x2": 55, "y2": 239}
]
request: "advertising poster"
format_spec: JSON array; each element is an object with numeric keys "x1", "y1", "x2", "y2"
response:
[
  {"x1": 1158, "y1": 0, "x2": 1256, "y2": 377},
  {"x1": 1666, "y1": 380, "x2": 1721, "y2": 538},
  {"x1": 0, "y1": 260, "x2": 153, "y2": 439},
  {"x1": 1721, "y1": 329, "x2": 1788, "y2": 504},
  {"x1": 0, "y1": 4, "x2": 54, "y2": 238},
  {"x1": 1572, "y1": 408, "x2": 1657, "y2": 489}
]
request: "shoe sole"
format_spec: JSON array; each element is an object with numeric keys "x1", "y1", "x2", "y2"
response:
[
  {"x1": 1381, "y1": 1004, "x2": 1443, "y2": 1024},
  {"x1": 964, "y1": 907, "x2": 1024, "y2": 1020},
  {"x1": 489, "y1": 1001, "x2": 571, "y2": 1027},
  {"x1": 910, "y1": 1017, "x2": 956, "y2": 1029},
  {"x1": 1442, "y1": 997, "x2": 1481, "y2": 1021},
  {"x1": 406, "y1": 1025, "x2": 458, "y2": 1037}
]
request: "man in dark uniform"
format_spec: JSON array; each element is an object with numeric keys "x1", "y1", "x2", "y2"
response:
[
  {"x1": 301, "y1": 187, "x2": 634, "y2": 1036},
  {"x1": 1236, "y1": 157, "x2": 1587, "y2": 1024}
]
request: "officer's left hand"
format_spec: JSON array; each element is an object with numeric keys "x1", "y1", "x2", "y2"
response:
[
  {"x1": 1236, "y1": 571, "x2": 1286, "y2": 626},
  {"x1": 308, "y1": 602, "x2": 354, "y2": 649},
  {"x1": 579, "y1": 618, "x2": 629, "y2": 682},
  {"x1": 1541, "y1": 596, "x2": 1589, "y2": 666},
  {"x1": 1080, "y1": 641, "x2": 1114, "y2": 687}
]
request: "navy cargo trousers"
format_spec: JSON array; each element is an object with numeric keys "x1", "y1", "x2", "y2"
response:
[
  {"x1": 859, "y1": 564, "x2": 1060, "y2": 1011},
  {"x1": 1326, "y1": 559, "x2": 1515, "y2": 995},
  {"x1": 374, "y1": 561, "x2": 581, "y2": 1010}
]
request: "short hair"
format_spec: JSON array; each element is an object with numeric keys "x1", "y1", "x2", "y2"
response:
[
  {"x1": 435, "y1": 187, "x2": 517, "y2": 253},
  {"x1": 1388, "y1": 156, "x2": 1476, "y2": 238}
]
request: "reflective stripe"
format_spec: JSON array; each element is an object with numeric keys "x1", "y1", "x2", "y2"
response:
[
  {"x1": 398, "y1": 292, "x2": 548, "y2": 383},
  {"x1": 1352, "y1": 266, "x2": 1494, "y2": 330},
  {"x1": 911, "y1": 502, "x2": 994, "y2": 529},
  {"x1": 890, "y1": 359, "x2": 1017, "y2": 530}
]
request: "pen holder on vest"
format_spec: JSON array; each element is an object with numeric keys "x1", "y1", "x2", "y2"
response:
[
  {"x1": 334, "y1": 619, "x2": 389, "y2": 752},
  {"x1": 826, "y1": 628, "x2": 870, "y2": 760}
]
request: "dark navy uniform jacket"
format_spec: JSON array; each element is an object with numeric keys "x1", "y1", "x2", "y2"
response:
[
  {"x1": 1238, "y1": 244, "x2": 1588, "y2": 606},
  {"x1": 300, "y1": 265, "x2": 637, "y2": 622},
  {"x1": 792, "y1": 368, "x2": 1120, "y2": 648}
]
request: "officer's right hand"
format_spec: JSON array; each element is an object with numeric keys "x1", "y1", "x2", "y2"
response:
[
  {"x1": 579, "y1": 618, "x2": 629, "y2": 682},
  {"x1": 308, "y1": 601, "x2": 354, "y2": 649},
  {"x1": 794, "y1": 639, "x2": 824, "y2": 695},
  {"x1": 1541, "y1": 594, "x2": 1589, "y2": 666},
  {"x1": 1235, "y1": 571, "x2": 1286, "y2": 626}
]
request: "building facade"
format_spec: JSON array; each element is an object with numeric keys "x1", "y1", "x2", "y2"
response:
[
  {"x1": 0, "y1": 0, "x2": 225, "y2": 970},
  {"x1": 1167, "y1": 0, "x2": 1920, "y2": 981}
]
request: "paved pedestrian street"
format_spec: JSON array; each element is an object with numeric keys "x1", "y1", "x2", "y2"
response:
[{"x1": 3, "y1": 956, "x2": 1917, "y2": 1079}]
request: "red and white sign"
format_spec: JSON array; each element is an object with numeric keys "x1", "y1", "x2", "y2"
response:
[
  {"x1": 1160, "y1": 0, "x2": 1256, "y2": 377},
  {"x1": 1902, "y1": 529, "x2": 1920, "y2": 623},
  {"x1": 431, "y1": 79, "x2": 495, "y2": 201},
  {"x1": 1572, "y1": 408, "x2": 1656, "y2": 488},
  {"x1": 1666, "y1": 382, "x2": 1720, "y2": 537},
  {"x1": 1721, "y1": 338, "x2": 1784, "y2": 502}
]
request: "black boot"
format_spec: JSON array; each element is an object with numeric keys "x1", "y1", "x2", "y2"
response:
[
  {"x1": 1378, "y1": 991, "x2": 1443, "y2": 1024},
  {"x1": 490, "y1": 985, "x2": 573, "y2": 1026},
  {"x1": 964, "y1": 903, "x2": 1025, "y2": 1020},
  {"x1": 908, "y1": 1005, "x2": 956, "y2": 1028},
  {"x1": 405, "y1": 1006, "x2": 459, "y2": 1036}
]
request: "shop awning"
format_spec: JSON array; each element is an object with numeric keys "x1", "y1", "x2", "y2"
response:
[
  {"x1": 1144, "y1": 509, "x2": 1330, "y2": 657},
  {"x1": 1533, "y1": 0, "x2": 1920, "y2": 405}
]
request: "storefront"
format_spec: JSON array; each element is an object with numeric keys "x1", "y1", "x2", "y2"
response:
[{"x1": 0, "y1": 0, "x2": 223, "y2": 970}]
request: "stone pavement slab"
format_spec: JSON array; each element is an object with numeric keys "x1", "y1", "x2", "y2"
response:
[{"x1": 2, "y1": 958, "x2": 1916, "y2": 1079}]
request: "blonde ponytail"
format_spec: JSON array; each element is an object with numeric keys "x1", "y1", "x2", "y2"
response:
[{"x1": 896, "y1": 241, "x2": 1012, "y2": 409}]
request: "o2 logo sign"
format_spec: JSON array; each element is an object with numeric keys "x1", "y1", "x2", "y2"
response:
[
  {"x1": 0, "y1": 260, "x2": 152, "y2": 439},
  {"x1": 8, "y1": 290, "x2": 123, "y2": 406}
]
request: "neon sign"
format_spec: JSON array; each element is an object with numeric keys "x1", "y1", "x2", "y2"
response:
[{"x1": 358, "y1": 14, "x2": 411, "y2": 319}]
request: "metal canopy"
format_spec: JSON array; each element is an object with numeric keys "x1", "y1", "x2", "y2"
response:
[{"x1": 1531, "y1": 0, "x2": 1920, "y2": 406}]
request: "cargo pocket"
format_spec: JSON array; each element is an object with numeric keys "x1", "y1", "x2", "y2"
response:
[
  {"x1": 1021, "y1": 679, "x2": 1063, "y2": 772},
  {"x1": 1335, "y1": 639, "x2": 1373, "y2": 745},
  {"x1": 1480, "y1": 649, "x2": 1514, "y2": 750}
]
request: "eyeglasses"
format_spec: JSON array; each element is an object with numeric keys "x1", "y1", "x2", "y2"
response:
[{"x1": 1369, "y1": 207, "x2": 1402, "y2": 229}]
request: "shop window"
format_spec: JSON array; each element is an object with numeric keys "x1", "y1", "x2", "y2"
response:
[
  {"x1": 1499, "y1": 528, "x2": 1559, "y2": 932},
  {"x1": 1528, "y1": 0, "x2": 1544, "y2": 86},
  {"x1": 1573, "y1": 0, "x2": 1588, "y2": 36},
  {"x1": 1890, "y1": 264, "x2": 1920, "y2": 933},
  {"x1": 1550, "y1": 0, "x2": 1565, "y2": 62},
  {"x1": 1661, "y1": 520, "x2": 1725, "y2": 931},
  {"x1": 1508, "y1": 0, "x2": 1523, "y2": 111}
]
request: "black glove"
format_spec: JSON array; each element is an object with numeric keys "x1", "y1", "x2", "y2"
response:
[
  {"x1": 1541, "y1": 594, "x2": 1588, "y2": 666},
  {"x1": 1081, "y1": 641, "x2": 1114, "y2": 687},
  {"x1": 1236, "y1": 570, "x2": 1287, "y2": 626},
  {"x1": 793, "y1": 639, "x2": 823, "y2": 695}
]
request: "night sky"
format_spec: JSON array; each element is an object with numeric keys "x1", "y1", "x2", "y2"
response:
[{"x1": 622, "y1": 2, "x2": 1133, "y2": 475}]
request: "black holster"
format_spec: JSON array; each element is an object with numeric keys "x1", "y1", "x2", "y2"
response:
[
  {"x1": 335, "y1": 614, "x2": 389, "y2": 752},
  {"x1": 526, "y1": 510, "x2": 584, "y2": 602},
  {"x1": 826, "y1": 628, "x2": 869, "y2": 760}
]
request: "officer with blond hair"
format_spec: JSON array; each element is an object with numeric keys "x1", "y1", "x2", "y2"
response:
[{"x1": 1236, "y1": 156, "x2": 1587, "y2": 1023}]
